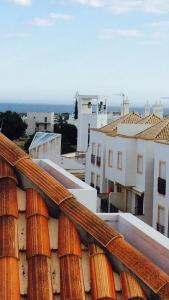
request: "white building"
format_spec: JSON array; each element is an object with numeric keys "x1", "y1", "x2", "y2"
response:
[
  {"x1": 25, "y1": 112, "x2": 55, "y2": 135},
  {"x1": 86, "y1": 113, "x2": 167, "y2": 226},
  {"x1": 153, "y1": 139, "x2": 169, "y2": 237},
  {"x1": 76, "y1": 93, "x2": 108, "y2": 153},
  {"x1": 29, "y1": 132, "x2": 61, "y2": 163},
  {"x1": 85, "y1": 112, "x2": 142, "y2": 195}
]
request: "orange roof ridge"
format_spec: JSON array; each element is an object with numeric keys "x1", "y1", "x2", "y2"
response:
[{"x1": 0, "y1": 133, "x2": 169, "y2": 298}]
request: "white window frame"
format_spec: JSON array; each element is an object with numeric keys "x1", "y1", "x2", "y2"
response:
[
  {"x1": 159, "y1": 161, "x2": 166, "y2": 180},
  {"x1": 108, "y1": 150, "x2": 113, "y2": 168},
  {"x1": 117, "y1": 151, "x2": 122, "y2": 170},
  {"x1": 137, "y1": 154, "x2": 143, "y2": 174}
]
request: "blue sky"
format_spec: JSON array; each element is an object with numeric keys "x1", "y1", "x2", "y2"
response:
[{"x1": 0, "y1": 0, "x2": 169, "y2": 105}]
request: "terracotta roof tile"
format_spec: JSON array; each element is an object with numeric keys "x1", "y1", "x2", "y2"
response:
[
  {"x1": 120, "y1": 272, "x2": 147, "y2": 300},
  {"x1": 58, "y1": 214, "x2": 82, "y2": 258},
  {"x1": 59, "y1": 215, "x2": 85, "y2": 300},
  {"x1": 28, "y1": 256, "x2": 53, "y2": 300},
  {"x1": 0, "y1": 257, "x2": 20, "y2": 300},
  {"x1": 26, "y1": 189, "x2": 51, "y2": 259},
  {"x1": 0, "y1": 159, "x2": 20, "y2": 300},
  {"x1": 0, "y1": 178, "x2": 18, "y2": 218},
  {"x1": 0, "y1": 158, "x2": 17, "y2": 183},
  {"x1": 26, "y1": 188, "x2": 49, "y2": 219},
  {"x1": 89, "y1": 243, "x2": 116, "y2": 300},
  {"x1": 60, "y1": 255, "x2": 85, "y2": 300}
]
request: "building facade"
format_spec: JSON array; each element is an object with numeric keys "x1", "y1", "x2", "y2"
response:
[{"x1": 25, "y1": 112, "x2": 55, "y2": 135}]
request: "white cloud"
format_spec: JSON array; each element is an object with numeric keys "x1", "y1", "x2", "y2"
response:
[
  {"x1": 10, "y1": 0, "x2": 31, "y2": 6},
  {"x1": 31, "y1": 18, "x2": 54, "y2": 27},
  {"x1": 73, "y1": 0, "x2": 169, "y2": 14},
  {"x1": 148, "y1": 20, "x2": 169, "y2": 27},
  {"x1": 140, "y1": 40, "x2": 160, "y2": 46},
  {"x1": 152, "y1": 31, "x2": 169, "y2": 39},
  {"x1": 49, "y1": 13, "x2": 73, "y2": 20},
  {"x1": 98, "y1": 28, "x2": 140, "y2": 40},
  {"x1": 31, "y1": 12, "x2": 73, "y2": 27},
  {"x1": 3, "y1": 32, "x2": 32, "y2": 38}
]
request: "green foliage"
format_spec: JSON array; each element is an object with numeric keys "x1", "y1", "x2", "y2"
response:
[
  {"x1": 74, "y1": 98, "x2": 78, "y2": 119},
  {"x1": 0, "y1": 110, "x2": 27, "y2": 140},
  {"x1": 54, "y1": 122, "x2": 77, "y2": 154}
]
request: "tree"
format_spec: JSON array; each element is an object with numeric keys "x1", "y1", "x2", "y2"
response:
[
  {"x1": 54, "y1": 122, "x2": 77, "y2": 154},
  {"x1": 24, "y1": 133, "x2": 35, "y2": 152},
  {"x1": 0, "y1": 111, "x2": 27, "y2": 140},
  {"x1": 74, "y1": 98, "x2": 78, "y2": 119}
]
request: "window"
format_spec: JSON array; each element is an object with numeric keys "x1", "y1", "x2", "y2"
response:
[
  {"x1": 108, "y1": 150, "x2": 113, "y2": 167},
  {"x1": 116, "y1": 183, "x2": 122, "y2": 193},
  {"x1": 44, "y1": 124, "x2": 47, "y2": 130},
  {"x1": 158, "y1": 161, "x2": 166, "y2": 195},
  {"x1": 88, "y1": 123, "x2": 90, "y2": 146},
  {"x1": 97, "y1": 144, "x2": 101, "y2": 157},
  {"x1": 157, "y1": 205, "x2": 165, "y2": 234},
  {"x1": 159, "y1": 161, "x2": 166, "y2": 179},
  {"x1": 96, "y1": 174, "x2": 100, "y2": 193},
  {"x1": 135, "y1": 193, "x2": 144, "y2": 215},
  {"x1": 137, "y1": 155, "x2": 143, "y2": 174},
  {"x1": 97, "y1": 144, "x2": 101, "y2": 167},
  {"x1": 117, "y1": 151, "x2": 122, "y2": 170},
  {"x1": 92, "y1": 143, "x2": 96, "y2": 155},
  {"x1": 44, "y1": 117, "x2": 47, "y2": 122},
  {"x1": 91, "y1": 172, "x2": 95, "y2": 187}
]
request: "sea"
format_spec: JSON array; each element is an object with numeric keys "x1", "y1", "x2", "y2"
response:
[{"x1": 0, "y1": 102, "x2": 169, "y2": 115}]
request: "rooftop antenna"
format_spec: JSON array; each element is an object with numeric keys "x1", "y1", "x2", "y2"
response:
[{"x1": 112, "y1": 93, "x2": 125, "y2": 116}]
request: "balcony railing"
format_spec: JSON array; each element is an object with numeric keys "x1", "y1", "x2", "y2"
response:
[
  {"x1": 158, "y1": 177, "x2": 166, "y2": 195},
  {"x1": 156, "y1": 222, "x2": 165, "y2": 234},
  {"x1": 96, "y1": 156, "x2": 101, "y2": 167},
  {"x1": 91, "y1": 154, "x2": 96, "y2": 164},
  {"x1": 96, "y1": 186, "x2": 100, "y2": 193}
]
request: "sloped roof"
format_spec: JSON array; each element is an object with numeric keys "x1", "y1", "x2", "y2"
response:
[
  {"x1": 29, "y1": 132, "x2": 60, "y2": 150},
  {"x1": 0, "y1": 133, "x2": 169, "y2": 299},
  {"x1": 135, "y1": 117, "x2": 169, "y2": 140},
  {"x1": 92, "y1": 112, "x2": 142, "y2": 134},
  {"x1": 136, "y1": 113, "x2": 162, "y2": 125}
]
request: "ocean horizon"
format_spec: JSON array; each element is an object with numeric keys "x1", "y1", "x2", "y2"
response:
[{"x1": 0, "y1": 102, "x2": 168, "y2": 115}]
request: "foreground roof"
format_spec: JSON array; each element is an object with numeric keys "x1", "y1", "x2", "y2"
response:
[{"x1": 0, "y1": 133, "x2": 169, "y2": 299}]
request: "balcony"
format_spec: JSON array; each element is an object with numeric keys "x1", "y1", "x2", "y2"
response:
[
  {"x1": 96, "y1": 156, "x2": 101, "y2": 167},
  {"x1": 91, "y1": 154, "x2": 96, "y2": 164},
  {"x1": 158, "y1": 177, "x2": 166, "y2": 195},
  {"x1": 156, "y1": 223, "x2": 165, "y2": 234},
  {"x1": 96, "y1": 186, "x2": 100, "y2": 193}
]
